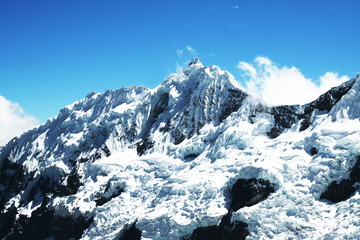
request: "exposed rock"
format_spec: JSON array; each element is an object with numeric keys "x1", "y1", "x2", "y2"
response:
[
  {"x1": 264, "y1": 79, "x2": 355, "y2": 138},
  {"x1": 0, "y1": 204, "x2": 17, "y2": 239},
  {"x1": 299, "y1": 79, "x2": 355, "y2": 131},
  {"x1": 0, "y1": 157, "x2": 87, "y2": 239},
  {"x1": 350, "y1": 156, "x2": 360, "y2": 182},
  {"x1": 188, "y1": 57, "x2": 200, "y2": 66},
  {"x1": 320, "y1": 179, "x2": 356, "y2": 203},
  {"x1": 230, "y1": 178, "x2": 275, "y2": 212},
  {"x1": 182, "y1": 219, "x2": 248, "y2": 240},
  {"x1": 310, "y1": 147, "x2": 318, "y2": 156},
  {"x1": 136, "y1": 137, "x2": 154, "y2": 156},
  {"x1": 307, "y1": 80, "x2": 355, "y2": 112},
  {"x1": 321, "y1": 156, "x2": 360, "y2": 203},
  {"x1": 25, "y1": 166, "x2": 81, "y2": 206},
  {"x1": 271, "y1": 105, "x2": 299, "y2": 129},
  {"x1": 218, "y1": 88, "x2": 247, "y2": 123},
  {"x1": 102, "y1": 145, "x2": 111, "y2": 157},
  {"x1": 184, "y1": 153, "x2": 199, "y2": 160},
  {"x1": 95, "y1": 182, "x2": 123, "y2": 206},
  {"x1": 118, "y1": 223, "x2": 141, "y2": 240},
  {"x1": 267, "y1": 127, "x2": 282, "y2": 139},
  {"x1": 183, "y1": 178, "x2": 275, "y2": 240},
  {"x1": 0, "y1": 157, "x2": 27, "y2": 212},
  {"x1": 185, "y1": 221, "x2": 248, "y2": 240},
  {"x1": 2, "y1": 199, "x2": 93, "y2": 240},
  {"x1": 137, "y1": 93, "x2": 169, "y2": 155},
  {"x1": 65, "y1": 167, "x2": 82, "y2": 195}
]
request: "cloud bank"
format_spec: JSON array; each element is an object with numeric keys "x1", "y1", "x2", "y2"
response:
[
  {"x1": 237, "y1": 57, "x2": 349, "y2": 105},
  {"x1": 0, "y1": 96, "x2": 39, "y2": 146}
]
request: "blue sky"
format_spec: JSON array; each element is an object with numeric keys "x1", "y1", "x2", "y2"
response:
[{"x1": 0, "y1": 0, "x2": 359, "y2": 144}]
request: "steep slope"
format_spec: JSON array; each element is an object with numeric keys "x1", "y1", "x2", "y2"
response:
[{"x1": 0, "y1": 59, "x2": 359, "y2": 240}]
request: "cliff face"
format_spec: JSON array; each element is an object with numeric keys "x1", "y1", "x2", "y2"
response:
[{"x1": 0, "y1": 59, "x2": 359, "y2": 240}]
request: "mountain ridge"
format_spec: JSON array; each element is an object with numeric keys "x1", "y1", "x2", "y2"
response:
[{"x1": 0, "y1": 59, "x2": 359, "y2": 239}]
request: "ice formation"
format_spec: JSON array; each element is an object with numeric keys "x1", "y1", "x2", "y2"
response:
[{"x1": 0, "y1": 59, "x2": 359, "y2": 239}]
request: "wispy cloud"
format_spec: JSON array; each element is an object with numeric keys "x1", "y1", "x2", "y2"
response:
[
  {"x1": 176, "y1": 45, "x2": 198, "y2": 71},
  {"x1": 230, "y1": 5, "x2": 240, "y2": 9},
  {"x1": 186, "y1": 45, "x2": 196, "y2": 54},
  {"x1": 0, "y1": 96, "x2": 39, "y2": 146},
  {"x1": 237, "y1": 56, "x2": 349, "y2": 105},
  {"x1": 176, "y1": 45, "x2": 197, "y2": 57},
  {"x1": 176, "y1": 49, "x2": 184, "y2": 58}
]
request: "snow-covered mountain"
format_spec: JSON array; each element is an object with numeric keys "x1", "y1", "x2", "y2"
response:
[{"x1": 1, "y1": 58, "x2": 359, "y2": 240}]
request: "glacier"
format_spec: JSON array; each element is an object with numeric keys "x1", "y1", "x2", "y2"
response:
[{"x1": 0, "y1": 58, "x2": 359, "y2": 239}]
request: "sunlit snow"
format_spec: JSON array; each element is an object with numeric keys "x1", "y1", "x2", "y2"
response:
[{"x1": 0, "y1": 61, "x2": 359, "y2": 239}]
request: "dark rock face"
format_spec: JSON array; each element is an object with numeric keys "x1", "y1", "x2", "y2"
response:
[
  {"x1": 95, "y1": 182, "x2": 123, "y2": 206},
  {"x1": 264, "y1": 79, "x2": 355, "y2": 138},
  {"x1": 320, "y1": 179, "x2": 356, "y2": 203},
  {"x1": 184, "y1": 221, "x2": 249, "y2": 240},
  {"x1": 321, "y1": 156, "x2": 360, "y2": 203},
  {"x1": 307, "y1": 80, "x2": 355, "y2": 112},
  {"x1": 265, "y1": 105, "x2": 300, "y2": 139},
  {"x1": 271, "y1": 105, "x2": 299, "y2": 129},
  {"x1": 136, "y1": 137, "x2": 154, "y2": 156},
  {"x1": 267, "y1": 127, "x2": 283, "y2": 139},
  {"x1": 230, "y1": 178, "x2": 275, "y2": 212},
  {"x1": 137, "y1": 93, "x2": 169, "y2": 155},
  {"x1": 1, "y1": 199, "x2": 93, "y2": 240},
  {"x1": 65, "y1": 167, "x2": 82, "y2": 194},
  {"x1": 188, "y1": 57, "x2": 200, "y2": 66},
  {"x1": 219, "y1": 89, "x2": 248, "y2": 123},
  {"x1": 0, "y1": 156, "x2": 89, "y2": 240},
  {"x1": 183, "y1": 178, "x2": 275, "y2": 240},
  {"x1": 118, "y1": 223, "x2": 141, "y2": 240},
  {"x1": 22, "y1": 166, "x2": 82, "y2": 209},
  {"x1": 0, "y1": 204, "x2": 17, "y2": 240},
  {"x1": 0, "y1": 157, "x2": 27, "y2": 212},
  {"x1": 30, "y1": 166, "x2": 81, "y2": 199},
  {"x1": 350, "y1": 157, "x2": 360, "y2": 182},
  {"x1": 310, "y1": 147, "x2": 318, "y2": 156}
]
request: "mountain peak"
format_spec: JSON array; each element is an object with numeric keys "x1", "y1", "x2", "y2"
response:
[{"x1": 188, "y1": 57, "x2": 201, "y2": 66}]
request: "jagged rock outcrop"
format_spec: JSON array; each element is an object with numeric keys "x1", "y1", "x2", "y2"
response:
[
  {"x1": 229, "y1": 178, "x2": 275, "y2": 212},
  {"x1": 184, "y1": 177, "x2": 275, "y2": 240},
  {"x1": 118, "y1": 223, "x2": 141, "y2": 240},
  {"x1": 1, "y1": 198, "x2": 92, "y2": 240},
  {"x1": 321, "y1": 156, "x2": 360, "y2": 203},
  {"x1": 264, "y1": 78, "x2": 356, "y2": 138},
  {"x1": 183, "y1": 220, "x2": 249, "y2": 240}
]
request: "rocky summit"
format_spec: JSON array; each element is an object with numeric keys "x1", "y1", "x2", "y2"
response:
[{"x1": 1, "y1": 59, "x2": 359, "y2": 239}]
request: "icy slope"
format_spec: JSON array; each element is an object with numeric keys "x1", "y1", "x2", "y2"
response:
[{"x1": 0, "y1": 59, "x2": 359, "y2": 240}]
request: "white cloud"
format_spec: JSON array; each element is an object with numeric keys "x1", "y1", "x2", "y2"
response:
[
  {"x1": 319, "y1": 72, "x2": 349, "y2": 93},
  {"x1": 237, "y1": 61, "x2": 257, "y2": 79},
  {"x1": 230, "y1": 5, "x2": 240, "y2": 9},
  {"x1": 0, "y1": 96, "x2": 39, "y2": 146},
  {"x1": 176, "y1": 45, "x2": 197, "y2": 58},
  {"x1": 237, "y1": 56, "x2": 349, "y2": 106},
  {"x1": 254, "y1": 56, "x2": 272, "y2": 66},
  {"x1": 186, "y1": 45, "x2": 196, "y2": 53},
  {"x1": 176, "y1": 49, "x2": 184, "y2": 57}
]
